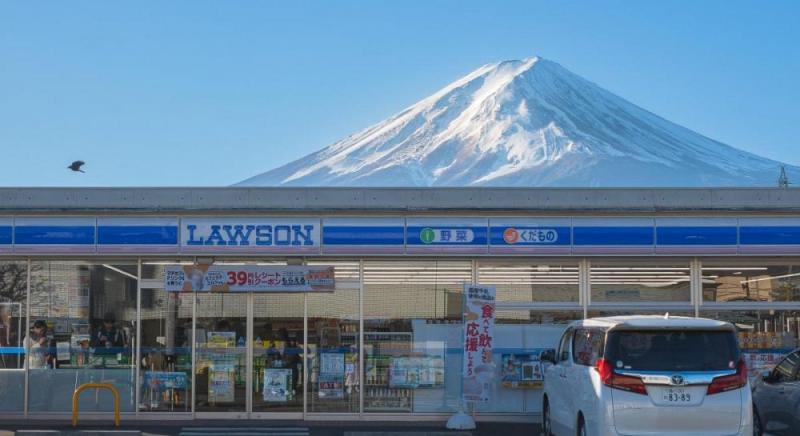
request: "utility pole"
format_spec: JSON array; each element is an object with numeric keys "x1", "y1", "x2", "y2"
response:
[{"x1": 778, "y1": 165, "x2": 790, "y2": 188}]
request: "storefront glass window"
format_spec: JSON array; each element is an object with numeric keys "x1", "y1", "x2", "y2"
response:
[
  {"x1": 701, "y1": 310, "x2": 800, "y2": 382},
  {"x1": 590, "y1": 261, "x2": 691, "y2": 303},
  {"x1": 363, "y1": 260, "x2": 469, "y2": 414},
  {"x1": 28, "y1": 261, "x2": 138, "y2": 413},
  {"x1": 476, "y1": 311, "x2": 581, "y2": 414},
  {"x1": 306, "y1": 261, "x2": 360, "y2": 413},
  {"x1": 0, "y1": 261, "x2": 27, "y2": 412},
  {"x1": 478, "y1": 261, "x2": 579, "y2": 302},
  {"x1": 139, "y1": 288, "x2": 193, "y2": 413},
  {"x1": 702, "y1": 260, "x2": 800, "y2": 303}
]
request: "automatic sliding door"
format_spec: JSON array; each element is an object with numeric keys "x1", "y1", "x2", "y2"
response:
[
  {"x1": 252, "y1": 293, "x2": 304, "y2": 413},
  {"x1": 195, "y1": 293, "x2": 247, "y2": 412}
]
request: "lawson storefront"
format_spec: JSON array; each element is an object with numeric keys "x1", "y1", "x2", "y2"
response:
[{"x1": 1, "y1": 187, "x2": 800, "y2": 422}]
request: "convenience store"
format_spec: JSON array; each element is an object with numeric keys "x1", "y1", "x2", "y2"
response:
[{"x1": 1, "y1": 187, "x2": 799, "y2": 423}]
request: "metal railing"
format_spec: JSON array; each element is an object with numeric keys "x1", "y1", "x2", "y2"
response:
[{"x1": 71, "y1": 382, "x2": 120, "y2": 427}]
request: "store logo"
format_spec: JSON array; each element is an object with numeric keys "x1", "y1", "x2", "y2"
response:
[
  {"x1": 502, "y1": 227, "x2": 558, "y2": 244},
  {"x1": 419, "y1": 227, "x2": 474, "y2": 244},
  {"x1": 185, "y1": 224, "x2": 315, "y2": 246},
  {"x1": 503, "y1": 228, "x2": 520, "y2": 244},
  {"x1": 420, "y1": 228, "x2": 436, "y2": 244}
]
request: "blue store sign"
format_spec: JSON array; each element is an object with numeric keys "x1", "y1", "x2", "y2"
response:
[{"x1": 181, "y1": 218, "x2": 320, "y2": 254}]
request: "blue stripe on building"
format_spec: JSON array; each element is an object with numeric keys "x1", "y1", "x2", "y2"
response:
[
  {"x1": 740, "y1": 226, "x2": 800, "y2": 245},
  {"x1": 14, "y1": 226, "x2": 96, "y2": 245},
  {"x1": 573, "y1": 226, "x2": 654, "y2": 246},
  {"x1": 323, "y1": 226, "x2": 404, "y2": 245},
  {"x1": 98, "y1": 225, "x2": 179, "y2": 245},
  {"x1": 0, "y1": 226, "x2": 11, "y2": 245},
  {"x1": 656, "y1": 226, "x2": 738, "y2": 246}
]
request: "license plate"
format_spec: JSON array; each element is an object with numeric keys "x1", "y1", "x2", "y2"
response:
[{"x1": 662, "y1": 388, "x2": 692, "y2": 403}]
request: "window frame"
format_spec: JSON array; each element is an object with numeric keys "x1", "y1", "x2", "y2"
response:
[
  {"x1": 557, "y1": 327, "x2": 574, "y2": 363},
  {"x1": 572, "y1": 327, "x2": 606, "y2": 366}
]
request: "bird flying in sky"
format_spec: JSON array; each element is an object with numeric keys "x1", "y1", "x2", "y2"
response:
[{"x1": 68, "y1": 160, "x2": 85, "y2": 173}]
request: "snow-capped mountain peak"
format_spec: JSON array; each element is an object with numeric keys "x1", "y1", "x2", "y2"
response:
[{"x1": 238, "y1": 57, "x2": 797, "y2": 187}]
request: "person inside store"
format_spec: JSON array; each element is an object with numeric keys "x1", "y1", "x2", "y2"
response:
[
  {"x1": 284, "y1": 338, "x2": 303, "y2": 394},
  {"x1": 93, "y1": 312, "x2": 126, "y2": 365},
  {"x1": 23, "y1": 320, "x2": 56, "y2": 369},
  {"x1": 0, "y1": 305, "x2": 18, "y2": 369},
  {"x1": 93, "y1": 312, "x2": 125, "y2": 349}
]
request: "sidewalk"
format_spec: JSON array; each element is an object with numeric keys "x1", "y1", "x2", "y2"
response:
[{"x1": 0, "y1": 420, "x2": 540, "y2": 436}]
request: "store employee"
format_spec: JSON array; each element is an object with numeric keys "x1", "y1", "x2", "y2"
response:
[{"x1": 93, "y1": 313, "x2": 125, "y2": 351}]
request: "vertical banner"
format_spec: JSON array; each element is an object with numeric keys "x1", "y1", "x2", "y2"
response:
[{"x1": 462, "y1": 284, "x2": 496, "y2": 403}]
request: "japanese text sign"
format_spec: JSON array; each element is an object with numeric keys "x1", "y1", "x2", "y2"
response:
[
  {"x1": 462, "y1": 284, "x2": 496, "y2": 402},
  {"x1": 164, "y1": 264, "x2": 335, "y2": 293}
]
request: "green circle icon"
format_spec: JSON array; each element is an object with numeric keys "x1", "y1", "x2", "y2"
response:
[{"x1": 420, "y1": 227, "x2": 435, "y2": 244}]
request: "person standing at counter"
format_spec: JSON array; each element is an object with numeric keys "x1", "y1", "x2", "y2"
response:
[
  {"x1": 24, "y1": 320, "x2": 55, "y2": 369},
  {"x1": 93, "y1": 313, "x2": 125, "y2": 351},
  {"x1": 93, "y1": 313, "x2": 126, "y2": 366}
]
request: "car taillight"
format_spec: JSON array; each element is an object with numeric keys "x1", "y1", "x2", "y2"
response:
[
  {"x1": 707, "y1": 359, "x2": 747, "y2": 395},
  {"x1": 595, "y1": 358, "x2": 647, "y2": 395}
]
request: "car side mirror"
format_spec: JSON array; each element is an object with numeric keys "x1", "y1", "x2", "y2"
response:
[
  {"x1": 762, "y1": 370, "x2": 774, "y2": 383},
  {"x1": 540, "y1": 349, "x2": 556, "y2": 364}
]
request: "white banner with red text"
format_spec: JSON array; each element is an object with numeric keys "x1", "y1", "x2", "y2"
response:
[{"x1": 461, "y1": 284, "x2": 496, "y2": 402}]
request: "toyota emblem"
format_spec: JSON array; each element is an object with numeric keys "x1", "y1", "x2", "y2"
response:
[{"x1": 670, "y1": 375, "x2": 685, "y2": 386}]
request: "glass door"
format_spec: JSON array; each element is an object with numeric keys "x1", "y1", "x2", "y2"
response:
[
  {"x1": 195, "y1": 293, "x2": 248, "y2": 415},
  {"x1": 251, "y1": 293, "x2": 305, "y2": 417}
]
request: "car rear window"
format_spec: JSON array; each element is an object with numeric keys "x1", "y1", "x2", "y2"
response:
[{"x1": 605, "y1": 330, "x2": 740, "y2": 371}]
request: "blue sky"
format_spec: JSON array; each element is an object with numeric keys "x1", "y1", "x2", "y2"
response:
[{"x1": 0, "y1": 1, "x2": 798, "y2": 186}]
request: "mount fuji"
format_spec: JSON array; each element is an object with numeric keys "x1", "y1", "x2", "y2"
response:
[{"x1": 238, "y1": 57, "x2": 797, "y2": 187}]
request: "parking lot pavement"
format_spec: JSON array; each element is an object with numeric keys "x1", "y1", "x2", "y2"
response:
[{"x1": 0, "y1": 421, "x2": 541, "y2": 436}]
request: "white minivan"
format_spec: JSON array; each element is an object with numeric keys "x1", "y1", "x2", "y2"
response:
[{"x1": 542, "y1": 315, "x2": 752, "y2": 436}]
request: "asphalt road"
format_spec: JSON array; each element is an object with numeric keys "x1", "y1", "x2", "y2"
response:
[{"x1": 0, "y1": 421, "x2": 541, "y2": 436}]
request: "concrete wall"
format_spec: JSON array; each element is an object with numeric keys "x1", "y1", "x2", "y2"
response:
[{"x1": 2, "y1": 187, "x2": 800, "y2": 213}]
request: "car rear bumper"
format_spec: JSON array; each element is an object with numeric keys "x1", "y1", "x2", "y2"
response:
[{"x1": 600, "y1": 428, "x2": 752, "y2": 436}]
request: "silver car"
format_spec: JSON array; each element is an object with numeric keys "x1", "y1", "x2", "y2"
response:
[
  {"x1": 752, "y1": 348, "x2": 800, "y2": 435},
  {"x1": 542, "y1": 315, "x2": 753, "y2": 436}
]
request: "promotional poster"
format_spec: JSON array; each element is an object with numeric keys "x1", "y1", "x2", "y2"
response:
[
  {"x1": 209, "y1": 364, "x2": 236, "y2": 403},
  {"x1": 263, "y1": 368, "x2": 292, "y2": 402},
  {"x1": 500, "y1": 351, "x2": 550, "y2": 389},
  {"x1": 164, "y1": 264, "x2": 335, "y2": 293},
  {"x1": 461, "y1": 284, "x2": 496, "y2": 402},
  {"x1": 319, "y1": 352, "x2": 345, "y2": 399}
]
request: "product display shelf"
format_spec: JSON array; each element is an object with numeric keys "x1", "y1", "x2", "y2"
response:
[{"x1": 364, "y1": 331, "x2": 414, "y2": 412}]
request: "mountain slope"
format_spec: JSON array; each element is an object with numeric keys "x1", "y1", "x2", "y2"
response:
[{"x1": 238, "y1": 57, "x2": 797, "y2": 187}]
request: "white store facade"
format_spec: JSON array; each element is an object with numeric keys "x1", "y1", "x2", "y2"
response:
[{"x1": 0, "y1": 187, "x2": 799, "y2": 423}]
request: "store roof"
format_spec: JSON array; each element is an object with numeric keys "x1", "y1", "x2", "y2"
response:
[{"x1": 2, "y1": 187, "x2": 800, "y2": 213}]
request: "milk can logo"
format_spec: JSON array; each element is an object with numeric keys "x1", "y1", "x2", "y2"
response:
[
  {"x1": 503, "y1": 227, "x2": 558, "y2": 244},
  {"x1": 420, "y1": 227, "x2": 474, "y2": 244}
]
